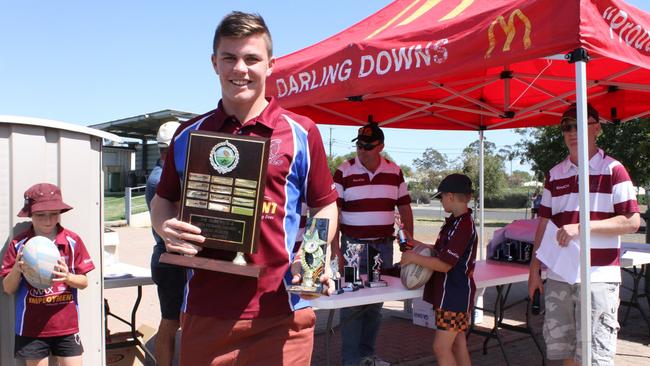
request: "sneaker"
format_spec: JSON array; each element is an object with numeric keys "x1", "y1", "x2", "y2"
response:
[{"x1": 359, "y1": 356, "x2": 390, "y2": 366}]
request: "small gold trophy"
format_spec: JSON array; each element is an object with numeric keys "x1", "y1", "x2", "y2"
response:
[{"x1": 286, "y1": 218, "x2": 329, "y2": 296}]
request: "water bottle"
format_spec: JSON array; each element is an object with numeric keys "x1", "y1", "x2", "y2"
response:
[
  {"x1": 531, "y1": 289, "x2": 541, "y2": 315},
  {"x1": 397, "y1": 228, "x2": 408, "y2": 251}
]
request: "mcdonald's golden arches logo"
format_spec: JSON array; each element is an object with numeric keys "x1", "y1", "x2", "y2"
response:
[
  {"x1": 485, "y1": 9, "x2": 532, "y2": 59},
  {"x1": 366, "y1": 0, "x2": 475, "y2": 40}
]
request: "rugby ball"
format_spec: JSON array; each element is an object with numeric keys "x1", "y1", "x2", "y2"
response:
[
  {"x1": 21, "y1": 236, "x2": 60, "y2": 289},
  {"x1": 400, "y1": 244, "x2": 434, "y2": 290}
]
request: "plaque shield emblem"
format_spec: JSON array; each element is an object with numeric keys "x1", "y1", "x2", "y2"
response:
[{"x1": 210, "y1": 140, "x2": 240, "y2": 174}]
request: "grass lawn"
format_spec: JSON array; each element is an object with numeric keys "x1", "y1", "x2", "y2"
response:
[{"x1": 104, "y1": 193, "x2": 148, "y2": 221}]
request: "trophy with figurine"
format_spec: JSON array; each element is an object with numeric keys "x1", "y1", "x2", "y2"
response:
[
  {"x1": 286, "y1": 217, "x2": 329, "y2": 296},
  {"x1": 343, "y1": 242, "x2": 364, "y2": 291},
  {"x1": 365, "y1": 246, "x2": 388, "y2": 288}
]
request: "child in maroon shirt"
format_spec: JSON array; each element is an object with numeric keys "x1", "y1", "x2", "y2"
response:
[
  {"x1": 1, "y1": 183, "x2": 95, "y2": 366},
  {"x1": 401, "y1": 174, "x2": 477, "y2": 366}
]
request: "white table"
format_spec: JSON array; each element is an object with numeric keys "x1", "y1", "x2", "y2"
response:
[
  {"x1": 312, "y1": 261, "x2": 543, "y2": 366},
  {"x1": 104, "y1": 262, "x2": 155, "y2": 362},
  {"x1": 620, "y1": 242, "x2": 650, "y2": 336}
]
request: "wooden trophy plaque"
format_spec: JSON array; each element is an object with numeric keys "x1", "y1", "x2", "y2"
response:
[{"x1": 160, "y1": 130, "x2": 269, "y2": 277}]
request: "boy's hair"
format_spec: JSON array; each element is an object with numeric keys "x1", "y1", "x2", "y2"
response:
[
  {"x1": 452, "y1": 192, "x2": 472, "y2": 204},
  {"x1": 213, "y1": 11, "x2": 273, "y2": 57}
]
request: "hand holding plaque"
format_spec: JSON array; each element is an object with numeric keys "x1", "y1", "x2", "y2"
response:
[
  {"x1": 286, "y1": 218, "x2": 329, "y2": 297},
  {"x1": 159, "y1": 131, "x2": 270, "y2": 277}
]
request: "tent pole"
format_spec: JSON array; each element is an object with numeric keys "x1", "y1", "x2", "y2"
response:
[
  {"x1": 479, "y1": 129, "x2": 485, "y2": 259},
  {"x1": 574, "y1": 55, "x2": 592, "y2": 366}
]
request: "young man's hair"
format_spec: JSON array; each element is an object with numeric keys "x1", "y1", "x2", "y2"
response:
[{"x1": 213, "y1": 11, "x2": 273, "y2": 57}]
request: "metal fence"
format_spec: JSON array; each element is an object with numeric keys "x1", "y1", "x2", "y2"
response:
[{"x1": 125, "y1": 185, "x2": 147, "y2": 225}]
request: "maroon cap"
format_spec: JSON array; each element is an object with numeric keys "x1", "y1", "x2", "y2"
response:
[
  {"x1": 18, "y1": 183, "x2": 73, "y2": 217},
  {"x1": 351, "y1": 123, "x2": 385, "y2": 143}
]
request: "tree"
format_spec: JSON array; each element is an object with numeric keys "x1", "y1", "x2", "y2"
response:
[
  {"x1": 412, "y1": 148, "x2": 447, "y2": 171},
  {"x1": 399, "y1": 164, "x2": 414, "y2": 178},
  {"x1": 497, "y1": 145, "x2": 518, "y2": 175},
  {"x1": 509, "y1": 170, "x2": 532, "y2": 187},
  {"x1": 516, "y1": 118, "x2": 650, "y2": 186},
  {"x1": 461, "y1": 140, "x2": 508, "y2": 198}
]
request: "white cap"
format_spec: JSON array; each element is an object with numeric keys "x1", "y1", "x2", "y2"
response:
[{"x1": 156, "y1": 121, "x2": 180, "y2": 147}]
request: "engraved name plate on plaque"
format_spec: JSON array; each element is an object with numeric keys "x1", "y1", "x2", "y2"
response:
[{"x1": 160, "y1": 130, "x2": 269, "y2": 277}]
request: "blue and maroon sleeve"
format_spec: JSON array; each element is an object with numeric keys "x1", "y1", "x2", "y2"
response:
[
  {"x1": 305, "y1": 125, "x2": 338, "y2": 208},
  {"x1": 71, "y1": 235, "x2": 95, "y2": 275}
]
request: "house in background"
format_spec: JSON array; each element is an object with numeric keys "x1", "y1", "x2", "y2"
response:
[{"x1": 90, "y1": 109, "x2": 197, "y2": 192}]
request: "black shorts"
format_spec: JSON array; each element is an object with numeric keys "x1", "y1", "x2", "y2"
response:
[
  {"x1": 15, "y1": 333, "x2": 83, "y2": 359},
  {"x1": 151, "y1": 245, "x2": 187, "y2": 320}
]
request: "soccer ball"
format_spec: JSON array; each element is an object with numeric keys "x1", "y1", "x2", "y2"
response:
[
  {"x1": 400, "y1": 244, "x2": 434, "y2": 290},
  {"x1": 21, "y1": 236, "x2": 60, "y2": 289}
]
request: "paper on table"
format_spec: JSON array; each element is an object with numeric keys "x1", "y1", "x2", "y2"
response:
[{"x1": 535, "y1": 220, "x2": 581, "y2": 284}]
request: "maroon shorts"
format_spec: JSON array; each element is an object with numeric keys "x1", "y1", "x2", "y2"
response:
[{"x1": 180, "y1": 308, "x2": 316, "y2": 365}]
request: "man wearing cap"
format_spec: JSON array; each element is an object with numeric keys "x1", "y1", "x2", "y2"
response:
[
  {"x1": 145, "y1": 121, "x2": 182, "y2": 366},
  {"x1": 334, "y1": 122, "x2": 413, "y2": 366},
  {"x1": 528, "y1": 103, "x2": 640, "y2": 365}
]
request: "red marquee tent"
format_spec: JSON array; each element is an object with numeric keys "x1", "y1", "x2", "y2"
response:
[
  {"x1": 267, "y1": 1, "x2": 650, "y2": 363},
  {"x1": 268, "y1": 0, "x2": 650, "y2": 130}
]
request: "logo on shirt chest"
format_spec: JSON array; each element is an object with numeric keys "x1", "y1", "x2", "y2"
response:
[{"x1": 268, "y1": 139, "x2": 285, "y2": 166}]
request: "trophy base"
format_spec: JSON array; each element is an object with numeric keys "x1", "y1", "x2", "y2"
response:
[
  {"x1": 286, "y1": 284, "x2": 323, "y2": 297},
  {"x1": 159, "y1": 253, "x2": 264, "y2": 278},
  {"x1": 365, "y1": 280, "x2": 388, "y2": 288}
]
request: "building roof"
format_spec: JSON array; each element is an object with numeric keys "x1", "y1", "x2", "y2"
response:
[
  {"x1": 89, "y1": 109, "x2": 197, "y2": 142},
  {"x1": 0, "y1": 115, "x2": 122, "y2": 142}
]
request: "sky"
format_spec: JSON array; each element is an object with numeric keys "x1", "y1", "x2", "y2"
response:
[{"x1": 2, "y1": 0, "x2": 649, "y2": 172}]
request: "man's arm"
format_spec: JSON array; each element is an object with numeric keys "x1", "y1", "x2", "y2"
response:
[
  {"x1": 150, "y1": 194, "x2": 204, "y2": 255},
  {"x1": 556, "y1": 213, "x2": 640, "y2": 246},
  {"x1": 331, "y1": 206, "x2": 343, "y2": 268},
  {"x1": 528, "y1": 217, "x2": 549, "y2": 298},
  {"x1": 397, "y1": 203, "x2": 414, "y2": 236}
]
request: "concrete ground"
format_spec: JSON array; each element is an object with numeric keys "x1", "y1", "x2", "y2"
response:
[{"x1": 104, "y1": 217, "x2": 650, "y2": 365}]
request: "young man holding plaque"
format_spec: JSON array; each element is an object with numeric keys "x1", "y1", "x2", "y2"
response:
[
  {"x1": 333, "y1": 123, "x2": 413, "y2": 366},
  {"x1": 150, "y1": 11, "x2": 338, "y2": 366},
  {"x1": 527, "y1": 103, "x2": 640, "y2": 365}
]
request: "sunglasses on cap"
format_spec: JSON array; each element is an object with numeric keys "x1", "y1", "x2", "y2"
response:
[
  {"x1": 560, "y1": 118, "x2": 599, "y2": 132},
  {"x1": 355, "y1": 141, "x2": 380, "y2": 151}
]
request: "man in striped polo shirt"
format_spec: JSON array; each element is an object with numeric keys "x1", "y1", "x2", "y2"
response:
[
  {"x1": 528, "y1": 103, "x2": 640, "y2": 365},
  {"x1": 334, "y1": 123, "x2": 413, "y2": 366}
]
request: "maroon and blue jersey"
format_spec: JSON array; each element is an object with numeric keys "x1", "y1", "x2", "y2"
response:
[
  {"x1": 423, "y1": 210, "x2": 477, "y2": 313},
  {"x1": 157, "y1": 98, "x2": 337, "y2": 319},
  {"x1": 1, "y1": 225, "x2": 95, "y2": 337}
]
